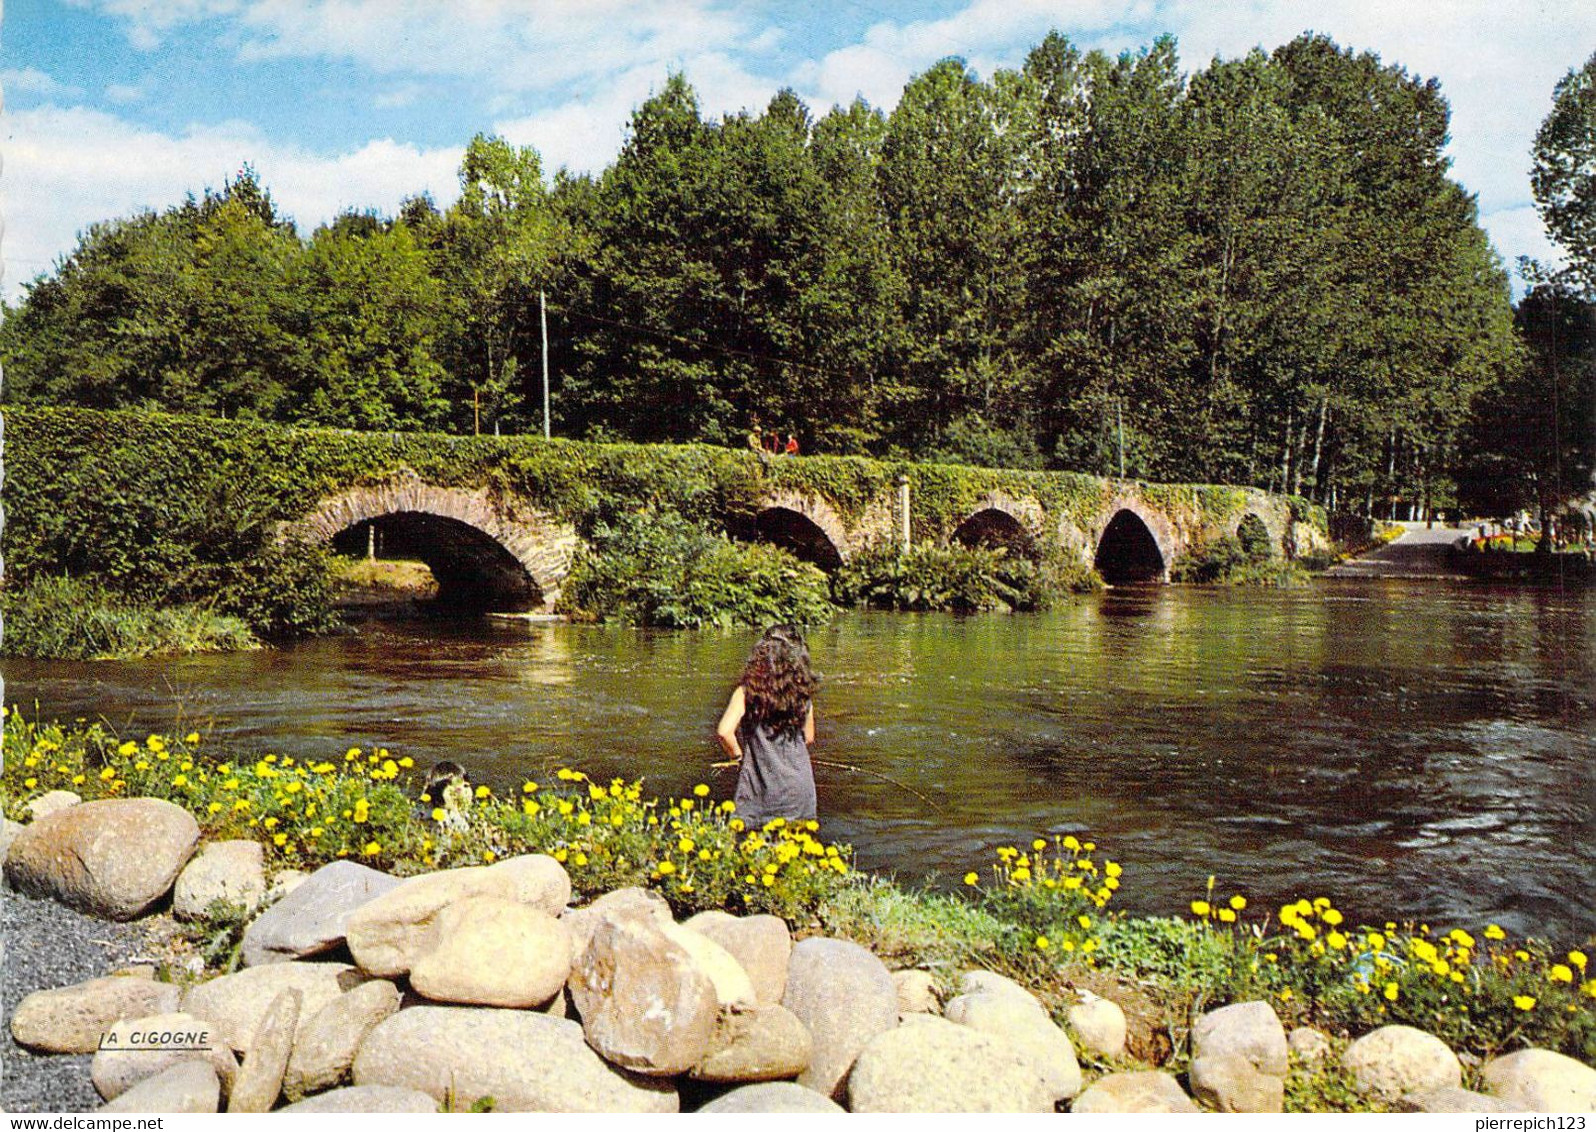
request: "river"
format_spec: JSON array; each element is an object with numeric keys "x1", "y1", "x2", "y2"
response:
[{"x1": 6, "y1": 580, "x2": 1593, "y2": 942}]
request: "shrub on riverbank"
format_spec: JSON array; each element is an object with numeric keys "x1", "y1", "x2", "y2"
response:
[
  {"x1": 0, "y1": 576, "x2": 259, "y2": 660},
  {"x1": 831, "y1": 544, "x2": 1097, "y2": 612},
  {"x1": 5, "y1": 712, "x2": 1588, "y2": 1065},
  {"x1": 557, "y1": 508, "x2": 834, "y2": 629}
]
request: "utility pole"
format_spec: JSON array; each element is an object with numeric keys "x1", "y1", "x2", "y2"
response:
[{"x1": 541, "y1": 289, "x2": 551, "y2": 440}]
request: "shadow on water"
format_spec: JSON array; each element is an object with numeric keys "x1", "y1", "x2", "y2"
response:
[{"x1": 7, "y1": 581, "x2": 1594, "y2": 941}]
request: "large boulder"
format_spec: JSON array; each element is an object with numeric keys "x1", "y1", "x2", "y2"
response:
[
  {"x1": 1189, "y1": 1053, "x2": 1285, "y2": 1113},
  {"x1": 848, "y1": 1015, "x2": 1055, "y2": 1112},
  {"x1": 11, "y1": 974, "x2": 181, "y2": 1054},
  {"x1": 697, "y1": 1082, "x2": 845, "y2": 1113},
  {"x1": 182, "y1": 962, "x2": 360, "y2": 1054},
  {"x1": 1400, "y1": 1086, "x2": 1514, "y2": 1113},
  {"x1": 1480, "y1": 1048, "x2": 1596, "y2": 1113},
  {"x1": 4, "y1": 798, "x2": 199, "y2": 919},
  {"x1": 344, "y1": 855, "x2": 570, "y2": 977},
  {"x1": 562, "y1": 887, "x2": 672, "y2": 965},
  {"x1": 781, "y1": 937, "x2": 898, "y2": 1102},
  {"x1": 1068, "y1": 993, "x2": 1128, "y2": 1059},
  {"x1": 353, "y1": 1006, "x2": 677, "y2": 1112},
  {"x1": 1, "y1": 818, "x2": 24, "y2": 866},
  {"x1": 1190, "y1": 1000, "x2": 1289, "y2": 1077},
  {"x1": 957, "y1": 969, "x2": 1041, "y2": 1007},
  {"x1": 283, "y1": 979, "x2": 401, "y2": 1101},
  {"x1": 278, "y1": 1085, "x2": 440, "y2": 1113},
  {"x1": 691, "y1": 1004, "x2": 812, "y2": 1083},
  {"x1": 242, "y1": 860, "x2": 401, "y2": 966},
  {"x1": 96, "y1": 1061, "x2": 219, "y2": 1114},
  {"x1": 91, "y1": 1013, "x2": 239, "y2": 1102},
  {"x1": 1341, "y1": 1025, "x2": 1461, "y2": 1101},
  {"x1": 1071, "y1": 1071, "x2": 1199, "y2": 1113},
  {"x1": 25, "y1": 790, "x2": 82, "y2": 821},
  {"x1": 226, "y1": 988, "x2": 300, "y2": 1113},
  {"x1": 173, "y1": 840, "x2": 266, "y2": 920},
  {"x1": 944, "y1": 991, "x2": 1081, "y2": 1102},
  {"x1": 660, "y1": 920, "x2": 756, "y2": 1008},
  {"x1": 683, "y1": 911, "x2": 791, "y2": 1004},
  {"x1": 408, "y1": 896, "x2": 571, "y2": 1008},
  {"x1": 568, "y1": 912, "x2": 719, "y2": 1076}
]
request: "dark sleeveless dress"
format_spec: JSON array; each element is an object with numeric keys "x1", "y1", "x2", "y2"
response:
[{"x1": 733, "y1": 704, "x2": 816, "y2": 828}]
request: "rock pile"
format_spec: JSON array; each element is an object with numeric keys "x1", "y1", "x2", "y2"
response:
[{"x1": 6, "y1": 800, "x2": 1595, "y2": 1114}]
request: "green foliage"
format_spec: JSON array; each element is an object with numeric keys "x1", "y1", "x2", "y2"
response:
[
  {"x1": 832, "y1": 545, "x2": 1035, "y2": 612},
  {"x1": 0, "y1": 576, "x2": 259, "y2": 660},
  {"x1": 0, "y1": 32, "x2": 1525, "y2": 517},
  {"x1": 1531, "y1": 48, "x2": 1596, "y2": 296},
  {"x1": 558, "y1": 508, "x2": 833, "y2": 629}
]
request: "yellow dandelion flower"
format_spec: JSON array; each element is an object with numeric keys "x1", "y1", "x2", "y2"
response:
[
  {"x1": 363, "y1": 841, "x2": 382, "y2": 857},
  {"x1": 657, "y1": 860, "x2": 676, "y2": 876},
  {"x1": 1570, "y1": 951, "x2": 1587, "y2": 972},
  {"x1": 694, "y1": 784, "x2": 710, "y2": 798},
  {"x1": 185, "y1": 733, "x2": 200, "y2": 745},
  {"x1": 1322, "y1": 908, "x2": 1343, "y2": 926},
  {"x1": 117, "y1": 741, "x2": 137, "y2": 756},
  {"x1": 1218, "y1": 908, "x2": 1237, "y2": 924},
  {"x1": 1032, "y1": 839, "x2": 1047, "y2": 852},
  {"x1": 1383, "y1": 982, "x2": 1399, "y2": 1001},
  {"x1": 1191, "y1": 900, "x2": 1211, "y2": 917},
  {"x1": 1514, "y1": 995, "x2": 1537, "y2": 1011},
  {"x1": 1550, "y1": 965, "x2": 1574, "y2": 984},
  {"x1": 1229, "y1": 894, "x2": 1246, "y2": 910},
  {"x1": 1484, "y1": 924, "x2": 1506, "y2": 940},
  {"x1": 963, "y1": 872, "x2": 979, "y2": 886},
  {"x1": 1035, "y1": 936, "x2": 1051, "y2": 950}
]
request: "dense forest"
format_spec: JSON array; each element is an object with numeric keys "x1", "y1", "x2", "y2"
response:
[{"x1": 4, "y1": 32, "x2": 1593, "y2": 519}]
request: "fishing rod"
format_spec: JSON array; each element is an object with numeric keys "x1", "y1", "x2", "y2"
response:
[{"x1": 711, "y1": 757, "x2": 942, "y2": 810}]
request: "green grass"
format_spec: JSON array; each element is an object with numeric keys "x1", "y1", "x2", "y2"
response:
[{"x1": 1, "y1": 575, "x2": 260, "y2": 660}]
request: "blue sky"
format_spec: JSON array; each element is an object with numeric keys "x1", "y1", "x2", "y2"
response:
[{"x1": 2, "y1": 0, "x2": 1591, "y2": 302}]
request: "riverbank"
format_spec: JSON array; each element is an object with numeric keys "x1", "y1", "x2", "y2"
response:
[
  {"x1": 0, "y1": 577, "x2": 260, "y2": 661},
  {"x1": 2, "y1": 713, "x2": 1591, "y2": 1113}
]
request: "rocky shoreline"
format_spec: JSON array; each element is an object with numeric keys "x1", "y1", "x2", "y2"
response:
[{"x1": 3, "y1": 795, "x2": 1594, "y2": 1113}]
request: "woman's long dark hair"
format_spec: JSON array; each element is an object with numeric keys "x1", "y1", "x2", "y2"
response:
[{"x1": 740, "y1": 624, "x2": 818, "y2": 736}]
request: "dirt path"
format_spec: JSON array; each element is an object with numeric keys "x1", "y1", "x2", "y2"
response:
[{"x1": 1324, "y1": 521, "x2": 1473, "y2": 580}]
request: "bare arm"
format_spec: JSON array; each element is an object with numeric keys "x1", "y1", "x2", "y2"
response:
[
  {"x1": 803, "y1": 700, "x2": 815, "y2": 746},
  {"x1": 716, "y1": 685, "x2": 746, "y2": 762}
]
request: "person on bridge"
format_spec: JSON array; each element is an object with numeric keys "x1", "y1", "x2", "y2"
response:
[{"x1": 716, "y1": 624, "x2": 819, "y2": 828}]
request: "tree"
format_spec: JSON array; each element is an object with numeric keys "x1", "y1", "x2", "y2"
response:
[{"x1": 1531, "y1": 48, "x2": 1596, "y2": 295}]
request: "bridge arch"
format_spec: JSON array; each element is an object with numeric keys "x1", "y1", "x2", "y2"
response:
[
  {"x1": 282, "y1": 478, "x2": 578, "y2": 611},
  {"x1": 950, "y1": 493, "x2": 1045, "y2": 558},
  {"x1": 746, "y1": 489, "x2": 848, "y2": 570},
  {"x1": 1093, "y1": 504, "x2": 1173, "y2": 584},
  {"x1": 1235, "y1": 512, "x2": 1276, "y2": 559}
]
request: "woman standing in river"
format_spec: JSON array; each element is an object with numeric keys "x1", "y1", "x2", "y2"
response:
[{"x1": 715, "y1": 624, "x2": 818, "y2": 827}]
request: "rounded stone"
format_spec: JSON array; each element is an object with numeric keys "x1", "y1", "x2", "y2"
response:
[
  {"x1": 568, "y1": 912, "x2": 719, "y2": 1076},
  {"x1": 1190, "y1": 1053, "x2": 1285, "y2": 1113},
  {"x1": 691, "y1": 1004, "x2": 813, "y2": 1083},
  {"x1": 278, "y1": 1085, "x2": 441, "y2": 1113},
  {"x1": 1288, "y1": 1025, "x2": 1333, "y2": 1063},
  {"x1": 242, "y1": 859, "x2": 401, "y2": 967},
  {"x1": 847, "y1": 1015, "x2": 1055, "y2": 1112},
  {"x1": 353, "y1": 1006, "x2": 677, "y2": 1112},
  {"x1": 892, "y1": 969, "x2": 938, "y2": 1015},
  {"x1": 181, "y1": 961, "x2": 360, "y2": 1054},
  {"x1": 283, "y1": 979, "x2": 402, "y2": 1101},
  {"x1": 683, "y1": 911, "x2": 792, "y2": 1005},
  {"x1": 96, "y1": 1060, "x2": 219, "y2": 1114},
  {"x1": 1191, "y1": 1000, "x2": 1289, "y2": 1077},
  {"x1": 91, "y1": 1012, "x2": 239, "y2": 1102},
  {"x1": 25, "y1": 790, "x2": 82, "y2": 822},
  {"x1": 944, "y1": 991, "x2": 1081, "y2": 1102},
  {"x1": 173, "y1": 840, "x2": 266, "y2": 920},
  {"x1": 1068, "y1": 995, "x2": 1128, "y2": 1059},
  {"x1": 10, "y1": 974, "x2": 181, "y2": 1054},
  {"x1": 5, "y1": 798, "x2": 200, "y2": 920},
  {"x1": 698, "y1": 1082, "x2": 846, "y2": 1113},
  {"x1": 1071, "y1": 1071, "x2": 1199, "y2": 1113},
  {"x1": 1341, "y1": 1025, "x2": 1462, "y2": 1100},
  {"x1": 227, "y1": 987, "x2": 301, "y2": 1112},
  {"x1": 781, "y1": 937, "x2": 899, "y2": 1102},
  {"x1": 1480, "y1": 1048, "x2": 1596, "y2": 1113},
  {"x1": 408, "y1": 896, "x2": 571, "y2": 1008}
]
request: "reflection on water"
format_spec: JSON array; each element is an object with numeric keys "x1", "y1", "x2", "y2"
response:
[{"x1": 7, "y1": 581, "x2": 1594, "y2": 941}]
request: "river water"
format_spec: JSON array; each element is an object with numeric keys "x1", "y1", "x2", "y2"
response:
[{"x1": 6, "y1": 580, "x2": 1593, "y2": 942}]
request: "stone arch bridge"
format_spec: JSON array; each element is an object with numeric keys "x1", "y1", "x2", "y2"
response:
[{"x1": 281, "y1": 461, "x2": 1324, "y2": 614}]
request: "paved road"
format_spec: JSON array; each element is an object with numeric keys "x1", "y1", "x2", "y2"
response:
[{"x1": 1324, "y1": 520, "x2": 1472, "y2": 579}]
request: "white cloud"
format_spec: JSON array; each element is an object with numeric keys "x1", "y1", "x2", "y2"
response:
[
  {"x1": 1, "y1": 67, "x2": 84, "y2": 101},
  {"x1": 67, "y1": 0, "x2": 244, "y2": 50},
  {"x1": 0, "y1": 105, "x2": 462, "y2": 300},
  {"x1": 105, "y1": 81, "x2": 149, "y2": 104},
  {"x1": 373, "y1": 84, "x2": 423, "y2": 110}
]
